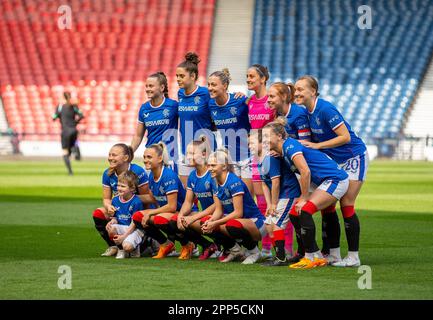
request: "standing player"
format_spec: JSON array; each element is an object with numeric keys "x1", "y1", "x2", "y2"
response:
[
  {"x1": 176, "y1": 52, "x2": 214, "y2": 186},
  {"x1": 208, "y1": 68, "x2": 253, "y2": 195},
  {"x1": 130, "y1": 72, "x2": 179, "y2": 172},
  {"x1": 133, "y1": 142, "x2": 196, "y2": 260},
  {"x1": 106, "y1": 171, "x2": 144, "y2": 259},
  {"x1": 92, "y1": 143, "x2": 149, "y2": 257},
  {"x1": 202, "y1": 150, "x2": 267, "y2": 264},
  {"x1": 295, "y1": 75, "x2": 368, "y2": 267},
  {"x1": 263, "y1": 119, "x2": 349, "y2": 269},
  {"x1": 249, "y1": 130, "x2": 302, "y2": 266},
  {"x1": 246, "y1": 64, "x2": 275, "y2": 259},
  {"x1": 52, "y1": 91, "x2": 84, "y2": 175}
]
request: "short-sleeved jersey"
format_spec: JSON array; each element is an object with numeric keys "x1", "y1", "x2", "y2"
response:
[
  {"x1": 178, "y1": 86, "x2": 215, "y2": 155},
  {"x1": 285, "y1": 103, "x2": 311, "y2": 140},
  {"x1": 111, "y1": 194, "x2": 144, "y2": 226},
  {"x1": 187, "y1": 169, "x2": 214, "y2": 210},
  {"x1": 212, "y1": 172, "x2": 264, "y2": 221},
  {"x1": 102, "y1": 163, "x2": 149, "y2": 197},
  {"x1": 209, "y1": 93, "x2": 251, "y2": 161},
  {"x1": 148, "y1": 166, "x2": 186, "y2": 211},
  {"x1": 247, "y1": 94, "x2": 275, "y2": 129},
  {"x1": 309, "y1": 98, "x2": 366, "y2": 163},
  {"x1": 258, "y1": 155, "x2": 301, "y2": 199},
  {"x1": 282, "y1": 138, "x2": 348, "y2": 186},
  {"x1": 137, "y1": 97, "x2": 179, "y2": 157}
]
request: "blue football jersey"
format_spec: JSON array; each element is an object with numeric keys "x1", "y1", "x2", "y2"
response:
[
  {"x1": 187, "y1": 169, "x2": 214, "y2": 210},
  {"x1": 209, "y1": 93, "x2": 251, "y2": 161},
  {"x1": 285, "y1": 103, "x2": 311, "y2": 140},
  {"x1": 148, "y1": 166, "x2": 186, "y2": 211},
  {"x1": 258, "y1": 155, "x2": 301, "y2": 199},
  {"x1": 102, "y1": 163, "x2": 149, "y2": 196},
  {"x1": 308, "y1": 98, "x2": 366, "y2": 163},
  {"x1": 112, "y1": 194, "x2": 144, "y2": 226},
  {"x1": 178, "y1": 86, "x2": 216, "y2": 155},
  {"x1": 212, "y1": 172, "x2": 264, "y2": 221},
  {"x1": 137, "y1": 97, "x2": 179, "y2": 159},
  {"x1": 282, "y1": 138, "x2": 348, "y2": 186}
]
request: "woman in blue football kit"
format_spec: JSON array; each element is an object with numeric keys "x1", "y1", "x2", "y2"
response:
[
  {"x1": 131, "y1": 142, "x2": 197, "y2": 260},
  {"x1": 130, "y1": 72, "x2": 179, "y2": 172},
  {"x1": 176, "y1": 136, "x2": 226, "y2": 260},
  {"x1": 92, "y1": 143, "x2": 149, "y2": 257},
  {"x1": 176, "y1": 52, "x2": 215, "y2": 186},
  {"x1": 207, "y1": 68, "x2": 253, "y2": 195},
  {"x1": 263, "y1": 119, "x2": 349, "y2": 269},
  {"x1": 249, "y1": 130, "x2": 303, "y2": 266},
  {"x1": 202, "y1": 150, "x2": 267, "y2": 265},
  {"x1": 106, "y1": 171, "x2": 144, "y2": 259},
  {"x1": 295, "y1": 75, "x2": 368, "y2": 267}
]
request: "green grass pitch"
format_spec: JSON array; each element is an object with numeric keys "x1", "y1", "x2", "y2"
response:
[{"x1": 0, "y1": 159, "x2": 432, "y2": 299}]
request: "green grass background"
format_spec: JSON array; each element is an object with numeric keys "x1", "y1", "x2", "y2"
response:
[{"x1": 0, "y1": 159, "x2": 432, "y2": 299}]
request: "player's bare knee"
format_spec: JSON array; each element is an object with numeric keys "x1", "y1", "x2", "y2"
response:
[{"x1": 122, "y1": 242, "x2": 134, "y2": 252}]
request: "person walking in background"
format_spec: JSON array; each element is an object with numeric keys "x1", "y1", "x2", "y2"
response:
[{"x1": 52, "y1": 92, "x2": 84, "y2": 175}]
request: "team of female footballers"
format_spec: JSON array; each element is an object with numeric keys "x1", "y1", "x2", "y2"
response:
[{"x1": 91, "y1": 53, "x2": 369, "y2": 269}]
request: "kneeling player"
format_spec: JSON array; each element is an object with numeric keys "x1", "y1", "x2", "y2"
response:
[{"x1": 202, "y1": 150, "x2": 267, "y2": 264}]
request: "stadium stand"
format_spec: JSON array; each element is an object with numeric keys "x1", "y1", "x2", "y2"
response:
[
  {"x1": 250, "y1": 0, "x2": 433, "y2": 143},
  {"x1": 0, "y1": 0, "x2": 216, "y2": 142}
]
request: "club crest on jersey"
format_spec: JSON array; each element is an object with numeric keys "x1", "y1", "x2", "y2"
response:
[
  {"x1": 194, "y1": 96, "x2": 201, "y2": 105},
  {"x1": 159, "y1": 186, "x2": 165, "y2": 194},
  {"x1": 315, "y1": 117, "x2": 321, "y2": 126},
  {"x1": 205, "y1": 181, "x2": 211, "y2": 190},
  {"x1": 230, "y1": 107, "x2": 237, "y2": 116},
  {"x1": 212, "y1": 111, "x2": 218, "y2": 117},
  {"x1": 179, "y1": 98, "x2": 183, "y2": 103},
  {"x1": 225, "y1": 188, "x2": 231, "y2": 197},
  {"x1": 142, "y1": 113, "x2": 150, "y2": 119},
  {"x1": 163, "y1": 109, "x2": 170, "y2": 118},
  {"x1": 191, "y1": 182, "x2": 195, "y2": 189},
  {"x1": 129, "y1": 205, "x2": 134, "y2": 212}
]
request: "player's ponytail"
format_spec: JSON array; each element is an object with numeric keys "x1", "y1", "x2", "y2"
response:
[
  {"x1": 210, "y1": 68, "x2": 231, "y2": 90},
  {"x1": 178, "y1": 52, "x2": 200, "y2": 81},
  {"x1": 108, "y1": 143, "x2": 134, "y2": 176},
  {"x1": 149, "y1": 72, "x2": 169, "y2": 98},
  {"x1": 286, "y1": 83, "x2": 295, "y2": 103}
]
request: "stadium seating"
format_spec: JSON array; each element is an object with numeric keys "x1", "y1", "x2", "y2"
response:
[
  {"x1": 251, "y1": 0, "x2": 433, "y2": 143},
  {"x1": 0, "y1": 0, "x2": 215, "y2": 141}
]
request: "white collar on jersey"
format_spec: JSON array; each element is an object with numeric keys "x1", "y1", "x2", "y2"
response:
[
  {"x1": 309, "y1": 97, "x2": 319, "y2": 114},
  {"x1": 215, "y1": 93, "x2": 230, "y2": 107},
  {"x1": 150, "y1": 96, "x2": 166, "y2": 109},
  {"x1": 184, "y1": 85, "x2": 199, "y2": 97}
]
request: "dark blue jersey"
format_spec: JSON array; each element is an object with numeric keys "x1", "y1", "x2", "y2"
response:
[
  {"x1": 282, "y1": 138, "x2": 348, "y2": 186},
  {"x1": 112, "y1": 194, "x2": 144, "y2": 226},
  {"x1": 308, "y1": 98, "x2": 366, "y2": 163},
  {"x1": 284, "y1": 103, "x2": 311, "y2": 140},
  {"x1": 148, "y1": 166, "x2": 186, "y2": 211},
  {"x1": 178, "y1": 86, "x2": 215, "y2": 155},
  {"x1": 258, "y1": 154, "x2": 301, "y2": 199},
  {"x1": 209, "y1": 93, "x2": 251, "y2": 161},
  {"x1": 187, "y1": 169, "x2": 214, "y2": 210},
  {"x1": 212, "y1": 172, "x2": 264, "y2": 221}
]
